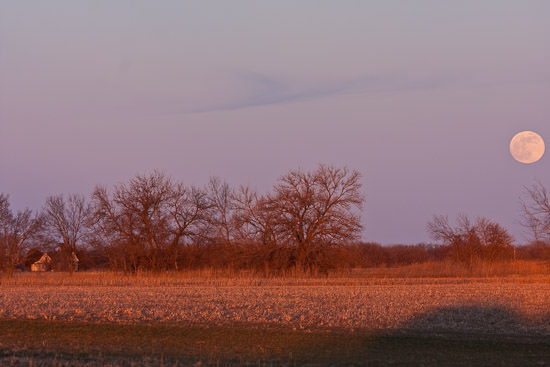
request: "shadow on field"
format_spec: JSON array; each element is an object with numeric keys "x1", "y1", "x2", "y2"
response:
[
  {"x1": 399, "y1": 304, "x2": 550, "y2": 336},
  {"x1": 1, "y1": 304, "x2": 550, "y2": 366},
  {"x1": 377, "y1": 304, "x2": 550, "y2": 366}
]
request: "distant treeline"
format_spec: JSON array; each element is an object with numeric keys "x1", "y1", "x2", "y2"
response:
[
  {"x1": 2, "y1": 164, "x2": 550, "y2": 275},
  {"x1": 19, "y1": 241, "x2": 550, "y2": 275}
]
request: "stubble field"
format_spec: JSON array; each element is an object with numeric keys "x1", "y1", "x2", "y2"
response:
[{"x1": 2, "y1": 272, "x2": 550, "y2": 366}]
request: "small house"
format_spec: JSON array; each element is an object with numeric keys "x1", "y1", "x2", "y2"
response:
[{"x1": 31, "y1": 253, "x2": 52, "y2": 272}]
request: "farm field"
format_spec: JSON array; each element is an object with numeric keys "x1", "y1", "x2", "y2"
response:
[{"x1": 1, "y1": 272, "x2": 550, "y2": 366}]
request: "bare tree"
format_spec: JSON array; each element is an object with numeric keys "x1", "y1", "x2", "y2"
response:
[
  {"x1": 205, "y1": 177, "x2": 236, "y2": 247},
  {"x1": 44, "y1": 194, "x2": 92, "y2": 272},
  {"x1": 0, "y1": 194, "x2": 9, "y2": 222},
  {"x1": 521, "y1": 181, "x2": 550, "y2": 242},
  {"x1": 271, "y1": 164, "x2": 364, "y2": 268},
  {"x1": 427, "y1": 214, "x2": 513, "y2": 266},
  {"x1": 92, "y1": 171, "x2": 174, "y2": 271},
  {"x1": 0, "y1": 194, "x2": 43, "y2": 276},
  {"x1": 475, "y1": 217, "x2": 515, "y2": 261},
  {"x1": 92, "y1": 171, "x2": 209, "y2": 271},
  {"x1": 92, "y1": 185, "x2": 140, "y2": 271},
  {"x1": 167, "y1": 183, "x2": 209, "y2": 269},
  {"x1": 233, "y1": 186, "x2": 280, "y2": 247}
]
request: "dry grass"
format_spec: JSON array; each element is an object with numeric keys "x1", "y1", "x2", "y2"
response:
[
  {"x1": 357, "y1": 260, "x2": 550, "y2": 279},
  {"x1": 2, "y1": 260, "x2": 550, "y2": 287}
]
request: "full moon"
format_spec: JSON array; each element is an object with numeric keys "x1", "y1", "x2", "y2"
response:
[{"x1": 510, "y1": 131, "x2": 545, "y2": 164}]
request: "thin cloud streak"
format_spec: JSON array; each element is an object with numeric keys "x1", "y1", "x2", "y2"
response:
[{"x1": 171, "y1": 72, "x2": 458, "y2": 115}]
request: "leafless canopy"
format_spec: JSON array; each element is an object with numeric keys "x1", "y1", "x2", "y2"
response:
[
  {"x1": 91, "y1": 171, "x2": 209, "y2": 271},
  {"x1": 43, "y1": 194, "x2": 92, "y2": 271},
  {"x1": 232, "y1": 186, "x2": 280, "y2": 247},
  {"x1": 427, "y1": 214, "x2": 514, "y2": 265},
  {"x1": 0, "y1": 194, "x2": 43, "y2": 275},
  {"x1": 205, "y1": 177, "x2": 236, "y2": 247},
  {"x1": 521, "y1": 181, "x2": 550, "y2": 242},
  {"x1": 271, "y1": 164, "x2": 364, "y2": 265}
]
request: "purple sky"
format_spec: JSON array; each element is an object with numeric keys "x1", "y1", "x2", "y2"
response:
[{"x1": 1, "y1": 1, "x2": 549, "y2": 244}]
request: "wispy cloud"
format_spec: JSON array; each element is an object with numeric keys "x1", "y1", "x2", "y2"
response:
[{"x1": 174, "y1": 71, "x2": 457, "y2": 115}]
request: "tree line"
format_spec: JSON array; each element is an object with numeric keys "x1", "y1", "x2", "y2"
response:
[
  {"x1": 2, "y1": 164, "x2": 550, "y2": 275},
  {"x1": 1, "y1": 164, "x2": 363, "y2": 274}
]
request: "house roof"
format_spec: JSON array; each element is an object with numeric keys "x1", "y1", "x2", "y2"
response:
[{"x1": 34, "y1": 253, "x2": 52, "y2": 264}]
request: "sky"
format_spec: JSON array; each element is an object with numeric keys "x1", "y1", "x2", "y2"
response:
[{"x1": 1, "y1": 1, "x2": 549, "y2": 245}]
